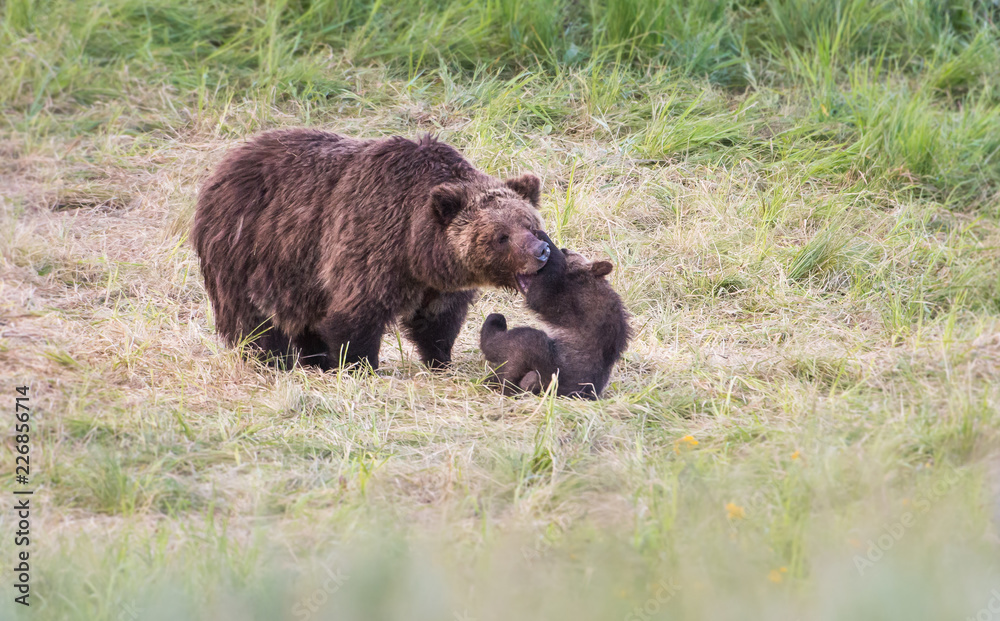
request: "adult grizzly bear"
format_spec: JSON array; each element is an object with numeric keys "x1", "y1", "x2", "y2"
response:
[
  {"x1": 479, "y1": 232, "x2": 630, "y2": 399},
  {"x1": 192, "y1": 129, "x2": 551, "y2": 371}
]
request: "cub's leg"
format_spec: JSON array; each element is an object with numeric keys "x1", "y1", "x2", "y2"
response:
[
  {"x1": 480, "y1": 313, "x2": 516, "y2": 392},
  {"x1": 480, "y1": 315, "x2": 557, "y2": 395},
  {"x1": 518, "y1": 370, "x2": 543, "y2": 394}
]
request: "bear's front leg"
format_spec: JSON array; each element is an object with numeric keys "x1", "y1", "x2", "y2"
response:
[
  {"x1": 243, "y1": 316, "x2": 297, "y2": 369},
  {"x1": 316, "y1": 312, "x2": 387, "y2": 371},
  {"x1": 403, "y1": 290, "x2": 476, "y2": 369}
]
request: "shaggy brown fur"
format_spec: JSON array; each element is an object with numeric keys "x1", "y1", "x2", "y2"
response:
[
  {"x1": 479, "y1": 232, "x2": 631, "y2": 399},
  {"x1": 192, "y1": 129, "x2": 551, "y2": 370}
]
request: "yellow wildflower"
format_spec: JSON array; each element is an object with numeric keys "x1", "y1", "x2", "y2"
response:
[
  {"x1": 768, "y1": 569, "x2": 783, "y2": 583},
  {"x1": 791, "y1": 450, "x2": 800, "y2": 460},
  {"x1": 674, "y1": 435, "x2": 698, "y2": 454},
  {"x1": 726, "y1": 502, "x2": 745, "y2": 520}
]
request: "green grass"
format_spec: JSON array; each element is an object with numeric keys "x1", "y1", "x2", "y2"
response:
[{"x1": 3, "y1": 0, "x2": 1000, "y2": 619}]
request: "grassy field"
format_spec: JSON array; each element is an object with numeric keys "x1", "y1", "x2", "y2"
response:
[{"x1": 3, "y1": 0, "x2": 1000, "y2": 618}]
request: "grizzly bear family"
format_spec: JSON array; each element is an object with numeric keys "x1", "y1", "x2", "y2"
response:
[
  {"x1": 479, "y1": 232, "x2": 630, "y2": 399},
  {"x1": 192, "y1": 129, "x2": 628, "y2": 396}
]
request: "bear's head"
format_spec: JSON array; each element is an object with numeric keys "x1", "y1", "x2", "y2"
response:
[
  {"x1": 428, "y1": 173, "x2": 551, "y2": 291},
  {"x1": 517, "y1": 231, "x2": 616, "y2": 326}
]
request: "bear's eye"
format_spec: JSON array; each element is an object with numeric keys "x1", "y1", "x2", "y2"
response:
[{"x1": 496, "y1": 233, "x2": 509, "y2": 245}]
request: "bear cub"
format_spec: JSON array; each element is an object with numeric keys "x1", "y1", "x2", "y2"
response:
[{"x1": 479, "y1": 232, "x2": 630, "y2": 399}]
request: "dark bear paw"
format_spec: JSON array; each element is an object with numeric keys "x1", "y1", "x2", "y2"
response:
[{"x1": 423, "y1": 355, "x2": 452, "y2": 371}]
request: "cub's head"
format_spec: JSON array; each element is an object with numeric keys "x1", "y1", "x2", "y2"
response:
[
  {"x1": 518, "y1": 231, "x2": 615, "y2": 324},
  {"x1": 430, "y1": 174, "x2": 551, "y2": 290}
]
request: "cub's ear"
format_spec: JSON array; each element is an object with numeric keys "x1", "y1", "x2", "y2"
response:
[
  {"x1": 430, "y1": 183, "x2": 466, "y2": 225},
  {"x1": 505, "y1": 174, "x2": 541, "y2": 206},
  {"x1": 590, "y1": 261, "x2": 613, "y2": 278}
]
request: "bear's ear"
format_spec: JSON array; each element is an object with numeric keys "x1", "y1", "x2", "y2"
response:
[
  {"x1": 505, "y1": 174, "x2": 541, "y2": 206},
  {"x1": 590, "y1": 261, "x2": 613, "y2": 278},
  {"x1": 430, "y1": 183, "x2": 467, "y2": 226}
]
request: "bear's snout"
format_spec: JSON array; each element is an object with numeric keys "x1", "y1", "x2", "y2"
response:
[
  {"x1": 536, "y1": 242, "x2": 551, "y2": 264},
  {"x1": 525, "y1": 234, "x2": 551, "y2": 271}
]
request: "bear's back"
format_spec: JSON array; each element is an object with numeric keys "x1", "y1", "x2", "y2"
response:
[{"x1": 192, "y1": 129, "x2": 485, "y2": 338}]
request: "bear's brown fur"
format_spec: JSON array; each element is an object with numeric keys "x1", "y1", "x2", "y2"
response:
[
  {"x1": 192, "y1": 129, "x2": 551, "y2": 370},
  {"x1": 479, "y1": 232, "x2": 630, "y2": 399}
]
